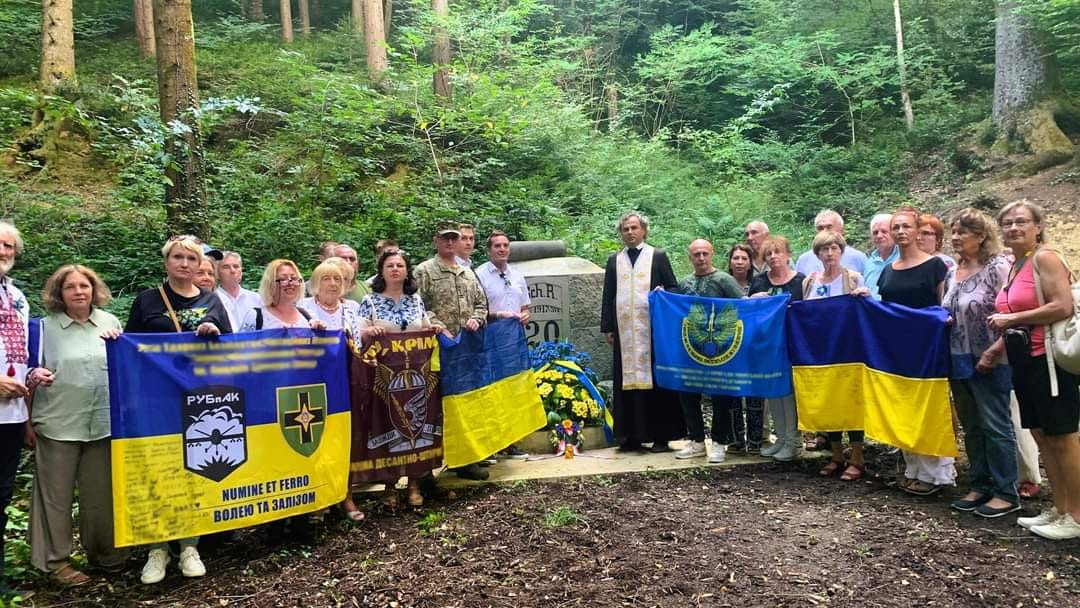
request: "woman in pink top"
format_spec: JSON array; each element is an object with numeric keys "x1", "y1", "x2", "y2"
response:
[{"x1": 989, "y1": 199, "x2": 1080, "y2": 540}]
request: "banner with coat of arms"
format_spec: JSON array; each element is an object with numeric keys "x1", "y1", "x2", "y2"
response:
[
  {"x1": 649, "y1": 291, "x2": 793, "y2": 398},
  {"x1": 106, "y1": 329, "x2": 350, "y2": 546},
  {"x1": 349, "y1": 329, "x2": 443, "y2": 482}
]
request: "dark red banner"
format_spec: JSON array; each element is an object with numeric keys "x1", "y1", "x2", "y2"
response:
[{"x1": 349, "y1": 329, "x2": 443, "y2": 483}]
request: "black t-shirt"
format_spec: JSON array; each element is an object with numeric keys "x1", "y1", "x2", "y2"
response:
[
  {"x1": 748, "y1": 272, "x2": 806, "y2": 302},
  {"x1": 878, "y1": 257, "x2": 947, "y2": 309},
  {"x1": 125, "y1": 282, "x2": 234, "y2": 334}
]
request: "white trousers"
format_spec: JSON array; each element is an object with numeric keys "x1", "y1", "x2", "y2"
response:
[{"x1": 903, "y1": 451, "x2": 956, "y2": 486}]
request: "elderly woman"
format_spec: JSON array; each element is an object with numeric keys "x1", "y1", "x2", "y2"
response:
[
  {"x1": 801, "y1": 231, "x2": 869, "y2": 480},
  {"x1": 239, "y1": 260, "x2": 328, "y2": 331},
  {"x1": 356, "y1": 250, "x2": 444, "y2": 508},
  {"x1": 125, "y1": 235, "x2": 232, "y2": 584},
  {"x1": 193, "y1": 258, "x2": 217, "y2": 292},
  {"x1": 917, "y1": 213, "x2": 956, "y2": 271},
  {"x1": 877, "y1": 207, "x2": 953, "y2": 496},
  {"x1": 990, "y1": 200, "x2": 1080, "y2": 539},
  {"x1": 941, "y1": 208, "x2": 1019, "y2": 517},
  {"x1": 724, "y1": 244, "x2": 764, "y2": 453},
  {"x1": 749, "y1": 236, "x2": 805, "y2": 461},
  {"x1": 299, "y1": 259, "x2": 360, "y2": 332},
  {"x1": 25, "y1": 265, "x2": 125, "y2": 586}
]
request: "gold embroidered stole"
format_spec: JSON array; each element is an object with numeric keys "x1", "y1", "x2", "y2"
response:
[{"x1": 615, "y1": 244, "x2": 654, "y2": 390}]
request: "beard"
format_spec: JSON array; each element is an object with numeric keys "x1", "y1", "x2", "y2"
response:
[{"x1": 0, "y1": 257, "x2": 12, "y2": 276}]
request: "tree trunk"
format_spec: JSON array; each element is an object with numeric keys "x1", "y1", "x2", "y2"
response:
[
  {"x1": 352, "y1": 0, "x2": 364, "y2": 38},
  {"x1": 249, "y1": 0, "x2": 264, "y2": 22},
  {"x1": 383, "y1": 0, "x2": 393, "y2": 38},
  {"x1": 310, "y1": 0, "x2": 321, "y2": 26},
  {"x1": 153, "y1": 0, "x2": 208, "y2": 238},
  {"x1": 298, "y1": 0, "x2": 310, "y2": 36},
  {"x1": 363, "y1": 0, "x2": 387, "y2": 81},
  {"x1": 280, "y1": 0, "x2": 294, "y2": 43},
  {"x1": 991, "y1": 0, "x2": 1076, "y2": 164},
  {"x1": 432, "y1": 0, "x2": 451, "y2": 100},
  {"x1": 134, "y1": 0, "x2": 156, "y2": 59},
  {"x1": 893, "y1": 0, "x2": 914, "y2": 130},
  {"x1": 40, "y1": 0, "x2": 76, "y2": 91}
]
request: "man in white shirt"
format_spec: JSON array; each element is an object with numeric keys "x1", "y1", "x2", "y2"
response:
[
  {"x1": 0, "y1": 221, "x2": 29, "y2": 597},
  {"x1": 215, "y1": 251, "x2": 262, "y2": 332},
  {"x1": 454, "y1": 223, "x2": 477, "y2": 268},
  {"x1": 794, "y1": 209, "x2": 868, "y2": 276},
  {"x1": 476, "y1": 231, "x2": 532, "y2": 460}
]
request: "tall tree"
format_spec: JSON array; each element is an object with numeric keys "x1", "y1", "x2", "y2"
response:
[
  {"x1": 383, "y1": 0, "x2": 393, "y2": 37},
  {"x1": 991, "y1": 0, "x2": 1076, "y2": 163},
  {"x1": 432, "y1": 0, "x2": 451, "y2": 100},
  {"x1": 248, "y1": 0, "x2": 264, "y2": 22},
  {"x1": 280, "y1": 0, "x2": 294, "y2": 43},
  {"x1": 352, "y1": 0, "x2": 364, "y2": 37},
  {"x1": 134, "y1": 0, "x2": 156, "y2": 59},
  {"x1": 893, "y1": 0, "x2": 914, "y2": 130},
  {"x1": 40, "y1": 0, "x2": 76, "y2": 90},
  {"x1": 299, "y1": 0, "x2": 311, "y2": 36},
  {"x1": 153, "y1": 0, "x2": 208, "y2": 237},
  {"x1": 363, "y1": 0, "x2": 387, "y2": 81}
]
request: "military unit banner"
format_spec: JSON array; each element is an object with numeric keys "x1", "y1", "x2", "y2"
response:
[
  {"x1": 649, "y1": 291, "x2": 794, "y2": 398},
  {"x1": 106, "y1": 329, "x2": 351, "y2": 546},
  {"x1": 349, "y1": 329, "x2": 444, "y2": 482}
]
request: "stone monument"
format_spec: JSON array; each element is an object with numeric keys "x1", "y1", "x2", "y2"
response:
[{"x1": 508, "y1": 241, "x2": 611, "y2": 381}]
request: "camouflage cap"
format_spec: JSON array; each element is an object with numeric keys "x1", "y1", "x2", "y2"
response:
[{"x1": 435, "y1": 221, "x2": 462, "y2": 238}]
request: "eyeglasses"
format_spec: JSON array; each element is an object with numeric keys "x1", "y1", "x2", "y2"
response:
[
  {"x1": 274, "y1": 277, "x2": 301, "y2": 285},
  {"x1": 1000, "y1": 219, "x2": 1033, "y2": 229},
  {"x1": 499, "y1": 272, "x2": 512, "y2": 289}
]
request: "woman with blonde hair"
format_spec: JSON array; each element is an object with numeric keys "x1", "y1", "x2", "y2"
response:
[
  {"x1": 239, "y1": 260, "x2": 328, "y2": 331},
  {"x1": 299, "y1": 259, "x2": 359, "y2": 332},
  {"x1": 26, "y1": 265, "x2": 125, "y2": 585},
  {"x1": 990, "y1": 200, "x2": 1080, "y2": 539}
]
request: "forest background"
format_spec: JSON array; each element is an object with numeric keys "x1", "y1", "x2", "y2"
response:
[{"x1": 1, "y1": 0, "x2": 1079, "y2": 319}]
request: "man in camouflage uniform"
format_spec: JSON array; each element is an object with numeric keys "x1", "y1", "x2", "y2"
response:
[{"x1": 414, "y1": 221, "x2": 489, "y2": 480}]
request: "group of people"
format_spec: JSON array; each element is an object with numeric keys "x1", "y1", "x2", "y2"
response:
[
  {"x1": 0, "y1": 198, "x2": 1078, "y2": 595},
  {"x1": 0, "y1": 220, "x2": 533, "y2": 592},
  {"x1": 600, "y1": 202, "x2": 1080, "y2": 540}
]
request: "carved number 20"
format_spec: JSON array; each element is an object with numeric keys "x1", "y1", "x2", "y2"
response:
[{"x1": 525, "y1": 321, "x2": 560, "y2": 344}]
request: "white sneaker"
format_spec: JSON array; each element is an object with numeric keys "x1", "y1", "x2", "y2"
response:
[
  {"x1": 179, "y1": 546, "x2": 206, "y2": 577},
  {"x1": 708, "y1": 442, "x2": 726, "y2": 464},
  {"x1": 675, "y1": 441, "x2": 706, "y2": 459},
  {"x1": 1031, "y1": 513, "x2": 1080, "y2": 540},
  {"x1": 1018, "y1": 507, "x2": 1060, "y2": 530},
  {"x1": 140, "y1": 548, "x2": 170, "y2": 584},
  {"x1": 772, "y1": 442, "x2": 801, "y2": 462}
]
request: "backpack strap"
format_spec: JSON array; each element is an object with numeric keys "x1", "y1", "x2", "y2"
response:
[
  {"x1": 158, "y1": 285, "x2": 183, "y2": 333},
  {"x1": 297, "y1": 307, "x2": 312, "y2": 321},
  {"x1": 254, "y1": 307, "x2": 263, "y2": 331},
  {"x1": 1031, "y1": 247, "x2": 1064, "y2": 397}
]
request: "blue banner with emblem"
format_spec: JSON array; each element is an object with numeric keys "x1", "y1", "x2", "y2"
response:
[
  {"x1": 106, "y1": 329, "x2": 350, "y2": 546},
  {"x1": 649, "y1": 291, "x2": 792, "y2": 398}
]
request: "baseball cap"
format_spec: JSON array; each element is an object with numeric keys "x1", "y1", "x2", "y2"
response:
[{"x1": 201, "y1": 243, "x2": 224, "y2": 260}]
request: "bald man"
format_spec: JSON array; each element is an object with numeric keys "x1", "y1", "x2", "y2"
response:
[
  {"x1": 744, "y1": 220, "x2": 770, "y2": 275},
  {"x1": 674, "y1": 239, "x2": 744, "y2": 463}
]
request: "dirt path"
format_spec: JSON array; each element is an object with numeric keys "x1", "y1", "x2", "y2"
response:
[{"x1": 29, "y1": 454, "x2": 1080, "y2": 607}]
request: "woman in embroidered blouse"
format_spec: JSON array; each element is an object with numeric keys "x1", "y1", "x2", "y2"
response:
[
  {"x1": 802, "y1": 231, "x2": 869, "y2": 481},
  {"x1": 724, "y1": 244, "x2": 763, "y2": 453},
  {"x1": 298, "y1": 260, "x2": 359, "y2": 332},
  {"x1": 356, "y1": 250, "x2": 443, "y2": 508},
  {"x1": 989, "y1": 200, "x2": 1080, "y2": 539},
  {"x1": 239, "y1": 260, "x2": 328, "y2": 332},
  {"x1": 25, "y1": 265, "x2": 126, "y2": 586},
  {"x1": 942, "y1": 208, "x2": 1019, "y2": 518}
]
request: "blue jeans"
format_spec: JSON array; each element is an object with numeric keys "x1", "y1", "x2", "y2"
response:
[{"x1": 950, "y1": 374, "x2": 1019, "y2": 503}]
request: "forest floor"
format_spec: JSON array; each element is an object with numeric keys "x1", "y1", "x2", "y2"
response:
[{"x1": 21, "y1": 445, "x2": 1080, "y2": 608}]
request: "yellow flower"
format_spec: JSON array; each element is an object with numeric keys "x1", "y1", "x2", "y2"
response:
[
  {"x1": 563, "y1": 373, "x2": 576, "y2": 382},
  {"x1": 579, "y1": 388, "x2": 590, "y2": 400},
  {"x1": 561, "y1": 419, "x2": 573, "y2": 430},
  {"x1": 571, "y1": 400, "x2": 588, "y2": 418},
  {"x1": 588, "y1": 402, "x2": 600, "y2": 418},
  {"x1": 538, "y1": 383, "x2": 553, "y2": 397},
  {"x1": 556, "y1": 384, "x2": 575, "y2": 400}
]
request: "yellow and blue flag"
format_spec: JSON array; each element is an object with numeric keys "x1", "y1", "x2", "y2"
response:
[
  {"x1": 438, "y1": 319, "x2": 547, "y2": 468},
  {"x1": 650, "y1": 291, "x2": 793, "y2": 398},
  {"x1": 106, "y1": 329, "x2": 351, "y2": 546},
  {"x1": 787, "y1": 296, "x2": 958, "y2": 457}
]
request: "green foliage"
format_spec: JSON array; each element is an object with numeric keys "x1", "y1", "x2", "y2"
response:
[
  {"x1": 416, "y1": 511, "x2": 446, "y2": 536},
  {"x1": 542, "y1": 505, "x2": 588, "y2": 528}
]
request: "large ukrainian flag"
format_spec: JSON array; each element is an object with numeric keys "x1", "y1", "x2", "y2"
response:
[
  {"x1": 787, "y1": 296, "x2": 958, "y2": 457},
  {"x1": 439, "y1": 319, "x2": 547, "y2": 467}
]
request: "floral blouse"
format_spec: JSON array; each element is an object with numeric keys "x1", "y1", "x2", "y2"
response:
[
  {"x1": 942, "y1": 254, "x2": 1009, "y2": 382},
  {"x1": 355, "y1": 293, "x2": 434, "y2": 333}
]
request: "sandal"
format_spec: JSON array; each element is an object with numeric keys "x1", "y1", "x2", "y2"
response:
[
  {"x1": 803, "y1": 434, "x2": 829, "y2": 451},
  {"x1": 839, "y1": 463, "x2": 865, "y2": 482},
  {"x1": 1018, "y1": 481, "x2": 1041, "y2": 499},
  {"x1": 345, "y1": 509, "x2": 365, "y2": 523},
  {"x1": 818, "y1": 460, "x2": 845, "y2": 477},
  {"x1": 903, "y1": 480, "x2": 941, "y2": 496},
  {"x1": 51, "y1": 564, "x2": 91, "y2": 587},
  {"x1": 381, "y1": 487, "x2": 400, "y2": 509},
  {"x1": 407, "y1": 485, "x2": 424, "y2": 508}
]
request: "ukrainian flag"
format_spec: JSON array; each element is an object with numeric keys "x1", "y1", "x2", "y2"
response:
[
  {"x1": 787, "y1": 296, "x2": 958, "y2": 457},
  {"x1": 439, "y1": 319, "x2": 547, "y2": 467}
]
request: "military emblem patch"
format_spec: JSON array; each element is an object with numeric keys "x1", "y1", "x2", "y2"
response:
[
  {"x1": 182, "y1": 385, "x2": 247, "y2": 482},
  {"x1": 681, "y1": 302, "x2": 744, "y2": 366},
  {"x1": 277, "y1": 384, "x2": 328, "y2": 457}
]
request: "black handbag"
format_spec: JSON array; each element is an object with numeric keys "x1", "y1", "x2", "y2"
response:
[{"x1": 1003, "y1": 327, "x2": 1032, "y2": 368}]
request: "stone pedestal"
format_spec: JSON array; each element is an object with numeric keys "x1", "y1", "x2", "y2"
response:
[{"x1": 510, "y1": 255, "x2": 611, "y2": 381}]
